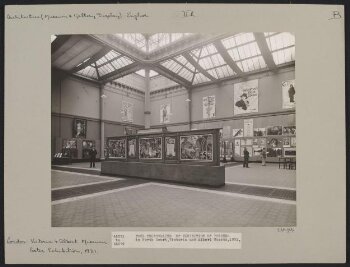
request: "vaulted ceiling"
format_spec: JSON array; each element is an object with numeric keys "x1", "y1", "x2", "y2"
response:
[{"x1": 52, "y1": 32, "x2": 295, "y2": 90}]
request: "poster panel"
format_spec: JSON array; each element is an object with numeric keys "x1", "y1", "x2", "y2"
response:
[
  {"x1": 246, "y1": 138, "x2": 253, "y2": 146},
  {"x1": 233, "y1": 79, "x2": 259, "y2": 115},
  {"x1": 258, "y1": 138, "x2": 267, "y2": 146},
  {"x1": 232, "y1": 128, "x2": 243, "y2": 137},
  {"x1": 82, "y1": 140, "x2": 95, "y2": 159},
  {"x1": 267, "y1": 126, "x2": 283, "y2": 135},
  {"x1": 282, "y1": 80, "x2": 296, "y2": 109},
  {"x1": 73, "y1": 118, "x2": 87, "y2": 138},
  {"x1": 203, "y1": 95, "x2": 216, "y2": 119},
  {"x1": 244, "y1": 119, "x2": 254, "y2": 137},
  {"x1": 254, "y1": 128, "x2": 266, "y2": 136},
  {"x1": 160, "y1": 103, "x2": 171, "y2": 123},
  {"x1": 234, "y1": 139, "x2": 240, "y2": 156},
  {"x1": 128, "y1": 139, "x2": 137, "y2": 158},
  {"x1": 284, "y1": 147, "x2": 296, "y2": 157},
  {"x1": 291, "y1": 137, "x2": 296, "y2": 147},
  {"x1": 121, "y1": 101, "x2": 134, "y2": 122},
  {"x1": 283, "y1": 137, "x2": 291, "y2": 147},
  {"x1": 108, "y1": 139, "x2": 126, "y2": 159},
  {"x1": 283, "y1": 126, "x2": 296, "y2": 135},
  {"x1": 180, "y1": 134, "x2": 213, "y2": 161},
  {"x1": 139, "y1": 137, "x2": 162, "y2": 159},
  {"x1": 267, "y1": 147, "x2": 282, "y2": 157},
  {"x1": 267, "y1": 137, "x2": 282, "y2": 148},
  {"x1": 165, "y1": 136, "x2": 176, "y2": 159},
  {"x1": 253, "y1": 146, "x2": 263, "y2": 156}
]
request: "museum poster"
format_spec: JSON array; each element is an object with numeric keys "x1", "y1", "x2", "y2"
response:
[
  {"x1": 73, "y1": 118, "x2": 87, "y2": 138},
  {"x1": 108, "y1": 139, "x2": 126, "y2": 158},
  {"x1": 180, "y1": 134, "x2": 213, "y2": 161},
  {"x1": 121, "y1": 101, "x2": 134, "y2": 122},
  {"x1": 234, "y1": 139, "x2": 240, "y2": 156},
  {"x1": 233, "y1": 79, "x2": 259, "y2": 115},
  {"x1": 232, "y1": 128, "x2": 243, "y2": 137},
  {"x1": 282, "y1": 80, "x2": 296, "y2": 109},
  {"x1": 160, "y1": 103, "x2": 171, "y2": 123},
  {"x1": 202, "y1": 95, "x2": 216, "y2": 119},
  {"x1": 244, "y1": 119, "x2": 254, "y2": 137},
  {"x1": 139, "y1": 137, "x2": 162, "y2": 159},
  {"x1": 128, "y1": 139, "x2": 136, "y2": 157},
  {"x1": 165, "y1": 137, "x2": 176, "y2": 158}
]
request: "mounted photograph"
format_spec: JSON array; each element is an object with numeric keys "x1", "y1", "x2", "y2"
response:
[{"x1": 51, "y1": 32, "x2": 296, "y2": 227}]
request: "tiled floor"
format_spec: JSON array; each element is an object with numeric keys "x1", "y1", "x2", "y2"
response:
[
  {"x1": 51, "y1": 168, "x2": 296, "y2": 227},
  {"x1": 225, "y1": 163, "x2": 296, "y2": 189},
  {"x1": 52, "y1": 183, "x2": 295, "y2": 227}
]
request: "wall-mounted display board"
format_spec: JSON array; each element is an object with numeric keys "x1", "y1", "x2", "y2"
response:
[
  {"x1": 82, "y1": 140, "x2": 95, "y2": 159},
  {"x1": 73, "y1": 118, "x2": 87, "y2": 139},
  {"x1": 108, "y1": 138, "x2": 126, "y2": 159},
  {"x1": 267, "y1": 147, "x2": 282, "y2": 157},
  {"x1": 282, "y1": 80, "x2": 296, "y2": 109},
  {"x1": 244, "y1": 119, "x2": 254, "y2": 137}
]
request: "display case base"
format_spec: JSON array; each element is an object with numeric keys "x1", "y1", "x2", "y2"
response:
[{"x1": 101, "y1": 161, "x2": 225, "y2": 187}]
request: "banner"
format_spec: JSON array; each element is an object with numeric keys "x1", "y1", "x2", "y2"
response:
[
  {"x1": 244, "y1": 119, "x2": 254, "y2": 137},
  {"x1": 282, "y1": 80, "x2": 296, "y2": 109},
  {"x1": 121, "y1": 101, "x2": 134, "y2": 122},
  {"x1": 203, "y1": 95, "x2": 216, "y2": 119},
  {"x1": 160, "y1": 103, "x2": 171, "y2": 123},
  {"x1": 233, "y1": 79, "x2": 259, "y2": 114}
]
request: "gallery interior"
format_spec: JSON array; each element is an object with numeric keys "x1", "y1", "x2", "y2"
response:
[{"x1": 51, "y1": 33, "x2": 296, "y2": 227}]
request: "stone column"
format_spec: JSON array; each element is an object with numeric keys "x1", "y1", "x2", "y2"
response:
[
  {"x1": 144, "y1": 68, "x2": 151, "y2": 129},
  {"x1": 100, "y1": 83, "x2": 105, "y2": 160},
  {"x1": 187, "y1": 88, "x2": 192, "y2": 130}
]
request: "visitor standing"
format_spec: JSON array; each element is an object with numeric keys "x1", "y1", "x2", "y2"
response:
[
  {"x1": 261, "y1": 147, "x2": 267, "y2": 166},
  {"x1": 90, "y1": 147, "x2": 97, "y2": 168},
  {"x1": 243, "y1": 147, "x2": 250, "y2": 168}
]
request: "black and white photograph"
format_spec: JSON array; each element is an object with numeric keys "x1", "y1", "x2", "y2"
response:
[{"x1": 51, "y1": 32, "x2": 296, "y2": 228}]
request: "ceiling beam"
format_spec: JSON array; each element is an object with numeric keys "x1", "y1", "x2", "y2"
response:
[
  {"x1": 253, "y1": 32, "x2": 276, "y2": 70},
  {"x1": 102, "y1": 62, "x2": 142, "y2": 83},
  {"x1": 182, "y1": 53, "x2": 216, "y2": 81},
  {"x1": 51, "y1": 35, "x2": 73, "y2": 55},
  {"x1": 152, "y1": 65, "x2": 192, "y2": 88},
  {"x1": 70, "y1": 47, "x2": 111, "y2": 73},
  {"x1": 212, "y1": 40, "x2": 244, "y2": 75}
]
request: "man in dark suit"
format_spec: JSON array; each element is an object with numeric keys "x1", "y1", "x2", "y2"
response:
[
  {"x1": 90, "y1": 147, "x2": 97, "y2": 168},
  {"x1": 243, "y1": 147, "x2": 250, "y2": 168},
  {"x1": 288, "y1": 84, "x2": 295, "y2": 103}
]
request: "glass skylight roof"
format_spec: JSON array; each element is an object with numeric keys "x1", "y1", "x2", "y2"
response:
[
  {"x1": 115, "y1": 34, "x2": 147, "y2": 51},
  {"x1": 222, "y1": 33, "x2": 267, "y2": 72},
  {"x1": 265, "y1": 32, "x2": 295, "y2": 65},
  {"x1": 193, "y1": 72, "x2": 211, "y2": 85},
  {"x1": 76, "y1": 65, "x2": 98, "y2": 79},
  {"x1": 135, "y1": 69, "x2": 159, "y2": 77},
  {"x1": 161, "y1": 57, "x2": 196, "y2": 82}
]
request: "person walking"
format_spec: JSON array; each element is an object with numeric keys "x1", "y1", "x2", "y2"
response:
[
  {"x1": 261, "y1": 147, "x2": 267, "y2": 166},
  {"x1": 89, "y1": 146, "x2": 97, "y2": 168},
  {"x1": 243, "y1": 147, "x2": 250, "y2": 168}
]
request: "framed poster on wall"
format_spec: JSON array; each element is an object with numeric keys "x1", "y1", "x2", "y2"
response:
[
  {"x1": 203, "y1": 95, "x2": 216, "y2": 119},
  {"x1": 128, "y1": 138, "x2": 137, "y2": 158},
  {"x1": 233, "y1": 79, "x2": 259, "y2": 115},
  {"x1": 283, "y1": 126, "x2": 296, "y2": 135},
  {"x1": 73, "y1": 119, "x2": 87, "y2": 138},
  {"x1": 244, "y1": 119, "x2": 254, "y2": 137},
  {"x1": 82, "y1": 140, "x2": 95, "y2": 159},
  {"x1": 160, "y1": 103, "x2": 171, "y2": 123},
  {"x1": 284, "y1": 147, "x2": 296, "y2": 157},
  {"x1": 121, "y1": 101, "x2": 134, "y2": 122},
  {"x1": 267, "y1": 126, "x2": 282, "y2": 135},
  {"x1": 232, "y1": 128, "x2": 243, "y2": 137},
  {"x1": 254, "y1": 128, "x2": 266, "y2": 136},
  {"x1": 282, "y1": 80, "x2": 296, "y2": 109}
]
